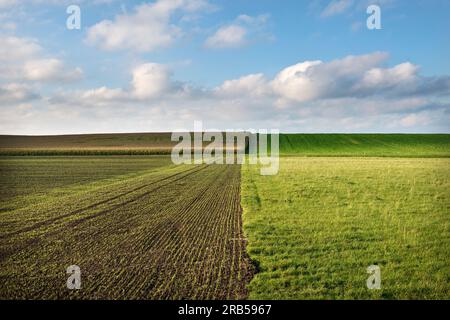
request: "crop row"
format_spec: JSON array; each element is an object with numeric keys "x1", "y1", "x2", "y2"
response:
[{"x1": 0, "y1": 163, "x2": 254, "y2": 299}]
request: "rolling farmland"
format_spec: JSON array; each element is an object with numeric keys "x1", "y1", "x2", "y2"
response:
[
  {"x1": 2, "y1": 0, "x2": 449, "y2": 306},
  {"x1": 0, "y1": 158, "x2": 253, "y2": 299},
  {"x1": 2, "y1": 133, "x2": 449, "y2": 157},
  {"x1": 0, "y1": 133, "x2": 449, "y2": 300}
]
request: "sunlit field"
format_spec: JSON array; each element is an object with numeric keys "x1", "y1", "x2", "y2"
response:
[
  {"x1": 1, "y1": 134, "x2": 449, "y2": 299},
  {"x1": 242, "y1": 157, "x2": 450, "y2": 299}
]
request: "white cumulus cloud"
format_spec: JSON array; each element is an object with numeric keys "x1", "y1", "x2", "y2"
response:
[
  {"x1": 205, "y1": 14, "x2": 271, "y2": 49},
  {"x1": 131, "y1": 63, "x2": 173, "y2": 99},
  {"x1": 205, "y1": 25, "x2": 247, "y2": 48},
  {"x1": 22, "y1": 59, "x2": 83, "y2": 82},
  {"x1": 0, "y1": 35, "x2": 83, "y2": 83},
  {"x1": 214, "y1": 73, "x2": 269, "y2": 97},
  {"x1": 86, "y1": 0, "x2": 212, "y2": 52}
]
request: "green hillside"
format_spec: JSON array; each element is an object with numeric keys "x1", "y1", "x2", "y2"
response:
[{"x1": 278, "y1": 134, "x2": 450, "y2": 157}]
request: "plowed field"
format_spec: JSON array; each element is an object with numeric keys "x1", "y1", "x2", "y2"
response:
[{"x1": 0, "y1": 158, "x2": 254, "y2": 299}]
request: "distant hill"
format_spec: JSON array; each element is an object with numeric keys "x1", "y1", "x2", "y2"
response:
[
  {"x1": 278, "y1": 134, "x2": 450, "y2": 157},
  {"x1": 0, "y1": 133, "x2": 449, "y2": 157},
  {"x1": 0, "y1": 133, "x2": 175, "y2": 155}
]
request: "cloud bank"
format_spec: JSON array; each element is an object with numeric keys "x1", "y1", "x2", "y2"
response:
[{"x1": 2, "y1": 49, "x2": 449, "y2": 134}]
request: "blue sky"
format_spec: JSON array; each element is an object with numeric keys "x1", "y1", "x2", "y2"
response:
[{"x1": 0, "y1": 0, "x2": 449, "y2": 134}]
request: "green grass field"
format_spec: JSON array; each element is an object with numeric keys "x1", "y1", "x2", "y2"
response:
[
  {"x1": 0, "y1": 133, "x2": 449, "y2": 299},
  {"x1": 242, "y1": 157, "x2": 450, "y2": 299}
]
